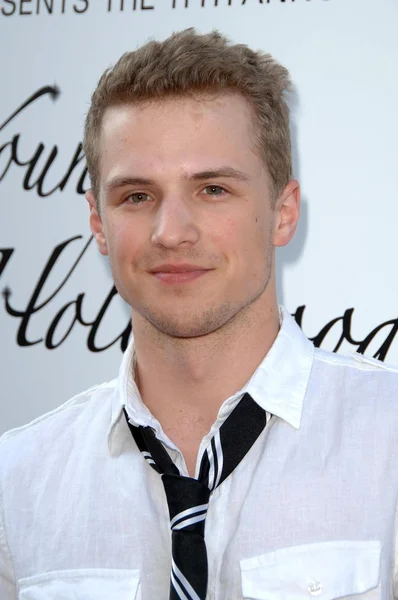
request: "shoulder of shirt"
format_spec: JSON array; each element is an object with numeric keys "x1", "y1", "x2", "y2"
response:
[
  {"x1": 313, "y1": 346, "x2": 398, "y2": 374},
  {"x1": 311, "y1": 349, "x2": 398, "y2": 426},
  {"x1": 0, "y1": 378, "x2": 118, "y2": 449}
]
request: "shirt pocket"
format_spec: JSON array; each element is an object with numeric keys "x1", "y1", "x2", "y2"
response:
[
  {"x1": 17, "y1": 568, "x2": 141, "y2": 599},
  {"x1": 240, "y1": 540, "x2": 381, "y2": 600}
]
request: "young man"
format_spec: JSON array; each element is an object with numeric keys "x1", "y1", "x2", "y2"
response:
[{"x1": 1, "y1": 29, "x2": 398, "y2": 600}]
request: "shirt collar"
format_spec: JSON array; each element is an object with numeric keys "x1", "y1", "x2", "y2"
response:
[
  {"x1": 244, "y1": 306, "x2": 314, "y2": 429},
  {"x1": 108, "y1": 306, "x2": 314, "y2": 453}
]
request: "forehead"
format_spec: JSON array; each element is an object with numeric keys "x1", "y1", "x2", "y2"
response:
[
  {"x1": 101, "y1": 92, "x2": 256, "y2": 138},
  {"x1": 99, "y1": 93, "x2": 264, "y2": 181}
]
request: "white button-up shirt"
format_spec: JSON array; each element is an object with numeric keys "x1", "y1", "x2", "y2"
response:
[{"x1": 1, "y1": 307, "x2": 398, "y2": 599}]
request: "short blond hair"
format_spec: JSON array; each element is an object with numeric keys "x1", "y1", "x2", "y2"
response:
[{"x1": 83, "y1": 28, "x2": 293, "y2": 203}]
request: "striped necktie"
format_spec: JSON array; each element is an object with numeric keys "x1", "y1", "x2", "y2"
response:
[{"x1": 124, "y1": 392, "x2": 270, "y2": 600}]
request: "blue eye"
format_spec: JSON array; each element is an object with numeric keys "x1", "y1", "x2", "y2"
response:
[
  {"x1": 127, "y1": 192, "x2": 150, "y2": 204},
  {"x1": 204, "y1": 185, "x2": 225, "y2": 196}
]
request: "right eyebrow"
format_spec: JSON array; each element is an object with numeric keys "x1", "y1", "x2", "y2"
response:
[{"x1": 104, "y1": 175, "x2": 156, "y2": 193}]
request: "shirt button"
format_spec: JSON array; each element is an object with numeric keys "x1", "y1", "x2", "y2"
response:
[{"x1": 308, "y1": 580, "x2": 323, "y2": 596}]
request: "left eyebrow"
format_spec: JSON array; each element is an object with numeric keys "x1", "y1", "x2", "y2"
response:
[{"x1": 187, "y1": 167, "x2": 250, "y2": 183}]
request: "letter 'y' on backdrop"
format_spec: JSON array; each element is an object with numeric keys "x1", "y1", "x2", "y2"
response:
[{"x1": 0, "y1": 0, "x2": 397, "y2": 433}]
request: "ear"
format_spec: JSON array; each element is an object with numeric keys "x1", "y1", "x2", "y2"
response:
[
  {"x1": 273, "y1": 180, "x2": 300, "y2": 248},
  {"x1": 86, "y1": 190, "x2": 109, "y2": 256}
]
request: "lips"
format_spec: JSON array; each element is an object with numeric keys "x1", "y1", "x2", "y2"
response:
[
  {"x1": 150, "y1": 264, "x2": 211, "y2": 284},
  {"x1": 151, "y1": 264, "x2": 209, "y2": 274}
]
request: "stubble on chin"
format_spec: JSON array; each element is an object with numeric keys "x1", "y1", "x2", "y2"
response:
[
  {"x1": 137, "y1": 272, "x2": 271, "y2": 341},
  {"x1": 138, "y1": 301, "x2": 239, "y2": 339}
]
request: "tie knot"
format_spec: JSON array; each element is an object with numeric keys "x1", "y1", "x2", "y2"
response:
[{"x1": 162, "y1": 473, "x2": 211, "y2": 535}]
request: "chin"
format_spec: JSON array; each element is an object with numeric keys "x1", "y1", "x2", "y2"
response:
[{"x1": 141, "y1": 304, "x2": 238, "y2": 339}]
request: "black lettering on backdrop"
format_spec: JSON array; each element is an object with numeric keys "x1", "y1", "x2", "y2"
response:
[
  {"x1": 20, "y1": 0, "x2": 32, "y2": 15},
  {"x1": 1, "y1": 0, "x2": 17, "y2": 17},
  {"x1": 0, "y1": 249, "x2": 14, "y2": 278},
  {"x1": 0, "y1": 0, "x2": 89, "y2": 15},
  {"x1": 107, "y1": 0, "x2": 154, "y2": 10},
  {"x1": 0, "y1": 0, "x2": 328, "y2": 16},
  {"x1": 1, "y1": 236, "x2": 132, "y2": 352},
  {"x1": 293, "y1": 306, "x2": 398, "y2": 362},
  {"x1": 0, "y1": 86, "x2": 89, "y2": 197},
  {"x1": 74, "y1": 0, "x2": 88, "y2": 12},
  {"x1": 171, "y1": 0, "x2": 308, "y2": 7},
  {"x1": 38, "y1": 0, "x2": 55, "y2": 13}
]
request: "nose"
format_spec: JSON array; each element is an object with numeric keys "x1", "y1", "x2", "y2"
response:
[{"x1": 151, "y1": 194, "x2": 200, "y2": 249}]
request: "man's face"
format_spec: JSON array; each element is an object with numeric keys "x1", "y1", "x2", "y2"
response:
[{"x1": 88, "y1": 93, "x2": 297, "y2": 338}]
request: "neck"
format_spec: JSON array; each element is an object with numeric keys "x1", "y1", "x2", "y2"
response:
[{"x1": 131, "y1": 284, "x2": 280, "y2": 468}]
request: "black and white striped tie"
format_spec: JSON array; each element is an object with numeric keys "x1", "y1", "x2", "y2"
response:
[{"x1": 124, "y1": 392, "x2": 270, "y2": 600}]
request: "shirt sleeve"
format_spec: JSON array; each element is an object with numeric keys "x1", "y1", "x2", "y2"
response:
[{"x1": 0, "y1": 481, "x2": 16, "y2": 600}]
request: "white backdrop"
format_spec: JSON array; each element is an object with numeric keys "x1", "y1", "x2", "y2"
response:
[{"x1": 1, "y1": 0, "x2": 397, "y2": 435}]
